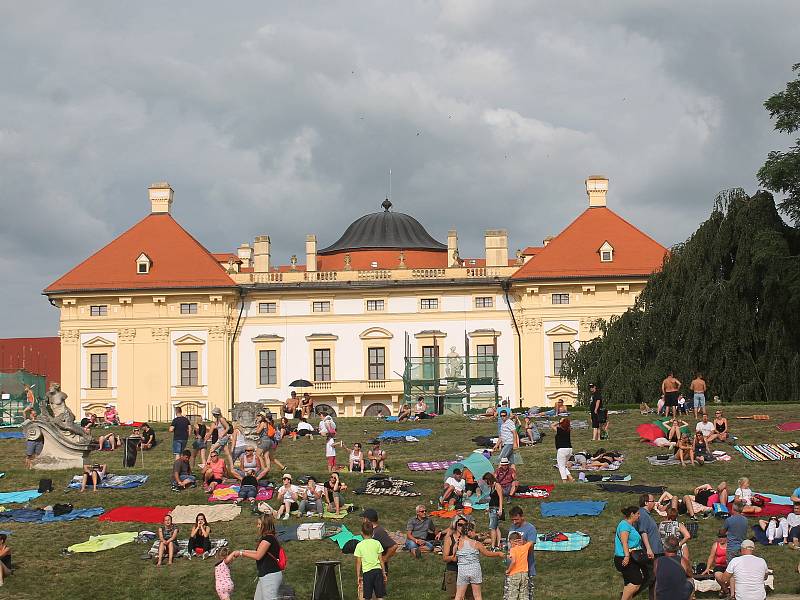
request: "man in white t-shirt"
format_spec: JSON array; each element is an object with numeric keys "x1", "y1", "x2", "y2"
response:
[
  {"x1": 695, "y1": 413, "x2": 717, "y2": 444},
  {"x1": 494, "y1": 412, "x2": 518, "y2": 463},
  {"x1": 442, "y1": 469, "x2": 467, "y2": 507},
  {"x1": 722, "y1": 539, "x2": 768, "y2": 600}
]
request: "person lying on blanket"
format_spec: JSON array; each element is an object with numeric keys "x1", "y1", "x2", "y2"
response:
[
  {"x1": 757, "y1": 502, "x2": 800, "y2": 547},
  {"x1": 568, "y1": 448, "x2": 621, "y2": 470},
  {"x1": 655, "y1": 489, "x2": 713, "y2": 520}
]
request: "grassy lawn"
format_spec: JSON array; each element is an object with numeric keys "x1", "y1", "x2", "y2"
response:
[{"x1": 1, "y1": 405, "x2": 799, "y2": 599}]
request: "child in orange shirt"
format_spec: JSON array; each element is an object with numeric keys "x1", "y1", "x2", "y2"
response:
[{"x1": 505, "y1": 532, "x2": 532, "y2": 600}]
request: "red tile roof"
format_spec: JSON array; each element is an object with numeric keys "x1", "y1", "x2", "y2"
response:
[
  {"x1": 512, "y1": 206, "x2": 667, "y2": 280},
  {"x1": 212, "y1": 253, "x2": 241, "y2": 264},
  {"x1": 45, "y1": 213, "x2": 236, "y2": 293}
]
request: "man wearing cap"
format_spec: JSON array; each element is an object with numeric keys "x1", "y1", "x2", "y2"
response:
[
  {"x1": 284, "y1": 391, "x2": 300, "y2": 419},
  {"x1": 653, "y1": 536, "x2": 692, "y2": 600},
  {"x1": 169, "y1": 406, "x2": 191, "y2": 459},
  {"x1": 494, "y1": 457, "x2": 518, "y2": 498},
  {"x1": 361, "y1": 509, "x2": 397, "y2": 587},
  {"x1": 722, "y1": 539, "x2": 768, "y2": 600}
]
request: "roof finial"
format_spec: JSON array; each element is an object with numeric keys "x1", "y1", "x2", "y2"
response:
[{"x1": 382, "y1": 198, "x2": 392, "y2": 211}]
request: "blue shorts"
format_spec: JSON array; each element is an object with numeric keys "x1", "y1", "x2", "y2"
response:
[
  {"x1": 693, "y1": 393, "x2": 706, "y2": 408},
  {"x1": 239, "y1": 484, "x2": 258, "y2": 499},
  {"x1": 26, "y1": 440, "x2": 44, "y2": 457},
  {"x1": 489, "y1": 507, "x2": 501, "y2": 529},
  {"x1": 172, "y1": 439, "x2": 187, "y2": 455}
]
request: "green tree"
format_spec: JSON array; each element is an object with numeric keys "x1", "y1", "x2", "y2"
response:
[
  {"x1": 561, "y1": 189, "x2": 800, "y2": 405},
  {"x1": 758, "y1": 63, "x2": 800, "y2": 224}
]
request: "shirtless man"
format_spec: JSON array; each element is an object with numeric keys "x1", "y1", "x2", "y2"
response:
[
  {"x1": 661, "y1": 371, "x2": 682, "y2": 419},
  {"x1": 283, "y1": 391, "x2": 300, "y2": 419},
  {"x1": 689, "y1": 373, "x2": 707, "y2": 419}
]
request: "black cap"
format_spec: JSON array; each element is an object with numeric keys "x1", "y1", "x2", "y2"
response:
[
  {"x1": 360, "y1": 508, "x2": 378, "y2": 521},
  {"x1": 589, "y1": 383, "x2": 597, "y2": 388}
]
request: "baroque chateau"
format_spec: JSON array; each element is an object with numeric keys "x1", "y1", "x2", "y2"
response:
[{"x1": 45, "y1": 177, "x2": 666, "y2": 421}]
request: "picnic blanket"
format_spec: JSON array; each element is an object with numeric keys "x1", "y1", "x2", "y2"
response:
[
  {"x1": 582, "y1": 474, "x2": 631, "y2": 482},
  {"x1": 0, "y1": 507, "x2": 104, "y2": 523},
  {"x1": 67, "y1": 532, "x2": 138, "y2": 553},
  {"x1": 756, "y1": 493, "x2": 793, "y2": 506},
  {"x1": 208, "y1": 486, "x2": 274, "y2": 502},
  {"x1": 99, "y1": 506, "x2": 172, "y2": 524},
  {"x1": 0, "y1": 489, "x2": 42, "y2": 504},
  {"x1": 68, "y1": 474, "x2": 149, "y2": 490},
  {"x1": 355, "y1": 477, "x2": 421, "y2": 497},
  {"x1": 567, "y1": 459, "x2": 623, "y2": 472},
  {"x1": 511, "y1": 485, "x2": 553, "y2": 499},
  {"x1": 322, "y1": 504, "x2": 353, "y2": 519},
  {"x1": 535, "y1": 531, "x2": 590, "y2": 551},
  {"x1": 407, "y1": 460, "x2": 458, "y2": 471},
  {"x1": 170, "y1": 504, "x2": 240, "y2": 523},
  {"x1": 430, "y1": 507, "x2": 474, "y2": 519},
  {"x1": 329, "y1": 525, "x2": 363, "y2": 550},
  {"x1": 694, "y1": 574, "x2": 773, "y2": 593},
  {"x1": 733, "y1": 443, "x2": 800, "y2": 461},
  {"x1": 0, "y1": 431, "x2": 24, "y2": 439},
  {"x1": 540, "y1": 501, "x2": 606, "y2": 517},
  {"x1": 378, "y1": 428, "x2": 432, "y2": 439},
  {"x1": 146, "y1": 538, "x2": 228, "y2": 559},
  {"x1": 596, "y1": 484, "x2": 665, "y2": 494},
  {"x1": 776, "y1": 421, "x2": 800, "y2": 432}
]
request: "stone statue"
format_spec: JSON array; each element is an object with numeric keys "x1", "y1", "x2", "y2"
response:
[
  {"x1": 451, "y1": 248, "x2": 462, "y2": 267},
  {"x1": 445, "y1": 346, "x2": 464, "y2": 379},
  {"x1": 398, "y1": 250, "x2": 406, "y2": 269},
  {"x1": 231, "y1": 401, "x2": 271, "y2": 440},
  {"x1": 46, "y1": 383, "x2": 88, "y2": 438},
  {"x1": 290, "y1": 254, "x2": 298, "y2": 270}
]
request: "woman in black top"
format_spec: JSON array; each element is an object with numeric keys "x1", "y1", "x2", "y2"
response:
[
  {"x1": 482, "y1": 472, "x2": 504, "y2": 550},
  {"x1": 190, "y1": 421, "x2": 208, "y2": 467},
  {"x1": 188, "y1": 512, "x2": 211, "y2": 556},
  {"x1": 228, "y1": 513, "x2": 283, "y2": 599},
  {"x1": 551, "y1": 418, "x2": 574, "y2": 482}
]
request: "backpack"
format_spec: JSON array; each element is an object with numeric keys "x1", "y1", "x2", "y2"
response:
[
  {"x1": 266, "y1": 422, "x2": 277, "y2": 439},
  {"x1": 269, "y1": 545, "x2": 287, "y2": 570},
  {"x1": 53, "y1": 503, "x2": 73, "y2": 516}
]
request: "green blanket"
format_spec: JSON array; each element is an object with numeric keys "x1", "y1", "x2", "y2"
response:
[
  {"x1": 67, "y1": 532, "x2": 138, "y2": 553},
  {"x1": 329, "y1": 525, "x2": 362, "y2": 549},
  {"x1": 323, "y1": 504, "x2": 353, "y2": 519}
]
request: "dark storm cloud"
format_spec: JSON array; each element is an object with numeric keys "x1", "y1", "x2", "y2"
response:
[{"x1": 0, "y1": 1, "x2": 797, "y2": 335}]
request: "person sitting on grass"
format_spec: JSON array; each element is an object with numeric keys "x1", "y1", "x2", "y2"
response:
[
  {"x1": 664, "y1": 417, "x2": 688, "y2": 445},
  {"x1": 298, "y1": 476, "x2": 323, "y2": 516},
  {"x1": 734, "y1": 477, "x2": 762, "y2": 514},
  {"x1": 346, "y1": 442, "x2": 365, "y2": 472},
  {"x1": 173, "y1": 450, "x2": 196, "y2": 490},
  {"x1": 203, "y1": 450, "x2": 230, "y2": 492},
  {"x1": 98, "y1": 432, "x2": 121, "y2": 451},
  {"x1": 156, "y1": 514, "x2": 179, "y2": 566},
  {"x1": 397, "y1": 403, "x2": 413, "y2": 422},
  {"x1": 323, "y1": 472, "x2": 348, "y2": 515},
  {"x1": 103, "y1": 403, "x2": 119, "y2": 426},
  {"x1": 691, "y1": 431, "x2": 709, "y2": 464},
  {"x1": 695, "y1": 413, "x2": 718, "y2": 446},
  {"x1": 275, "y1": 474, "x2": 299, "y2": 520},
  {"x1": 757, "y1": 502, "x2": 800, "y2": 546},
  {"x1": 443, "y1": 469, "x2": 467, "y2": 508},
  {"x1": 713, "y1": 409, "x2": 730, "y2": 442},
  {"x1": 676, "y1": 433, "x2": 695, "y2": 466},
  {"x1": 700, "y1": 529, "x2": 730, "y2": 597},
  {"x1": 494, "y1": 457, "x2": 518, "y2": 499},
  {"x1": 189, "y1": 512, "x2": 211, "y2": 557},
  {"x1": 0, "y1": 533, "x2": 11, "y2": 586},
  {"x1": 234, "y1": 446, "x2": 269, "y2": 482},
  {"x1": 80, "y1": 462, "x2": 107, "y2": 492},
  {"x1": 355, "y1": 522, "x2": 388, "y2": 600},
  {"x1": 368, "y1": 441, "x2": 387, "y2": 473},
  {"x1": 140, "y1": 423, "x2": 156, "y2": 449},
  {"x1": 296, "y1": 417, "x2": 315, "y2": 439},
  {"x1": 405, "y1": 505, "x2": 438, "y2": 557}
]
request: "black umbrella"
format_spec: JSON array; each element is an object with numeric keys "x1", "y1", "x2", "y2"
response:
[{"x1": 289, "y1": 379, "x2": 313, "y2": 388}]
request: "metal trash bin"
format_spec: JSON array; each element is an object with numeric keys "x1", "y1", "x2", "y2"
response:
[
  {"x1": 123, "y1": 436, "x2": 140, "y2": 467},
  {"x1": 312, "y1": 560, "x2": 342, "y2": 600}
]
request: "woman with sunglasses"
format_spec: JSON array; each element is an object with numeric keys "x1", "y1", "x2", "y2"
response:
[
  {"x1": 203, "y1": 450, "x2": 231, "y2": 492},
  {"x1": 713, "y1": 410, "x2": 729, "y2": 442},
  {"x1": 323, "y1": 472, "x2": 348, "y2": 515}
]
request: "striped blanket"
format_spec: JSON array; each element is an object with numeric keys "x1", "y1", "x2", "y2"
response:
[
  {"x1": 407, "y1": 460, "x2": 458, "y2": 471},
  {"x1": 733, "y1": 443, "x2": 800, "y2": 461}
]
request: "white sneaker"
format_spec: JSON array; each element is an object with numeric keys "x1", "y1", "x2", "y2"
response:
[{"x1": 282, "y1": 513, "x2": 289, "y2": 520}]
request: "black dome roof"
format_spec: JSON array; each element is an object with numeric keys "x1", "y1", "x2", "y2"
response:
[{"x1": 318, "y1": 199, "x2": 447, "y2": 254}]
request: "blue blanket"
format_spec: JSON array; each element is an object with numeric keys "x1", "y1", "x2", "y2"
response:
[
  {"x1": 68, "y1": 474, "x2": 148, "y2": 490},
  {"x1": 540, "y1": 500, "x2": 607, "y2": 517},
  {"x1": 756, "y1": 493, "x2": 793, "y2": 506},
  {"x1": 0, "y1": 507, "x2": 104, "y2": 523},
  {"x1": 0, "y1": 489, "x2": 42, "y2": 504},
  {"x1": 378, "y1": 428, "x2": 432, "y2": 439},
  {"x1": 0, "y1": 431, "x2": 24, "y2": 439},
  {"x1": 535, "y1": 531, "x2": 591, "y2": 551}
]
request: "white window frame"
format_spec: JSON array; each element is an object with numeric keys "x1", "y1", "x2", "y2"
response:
[
  {"x1": 89, "y1": 305, "x2": 108, "y2": 317},
  {"x1": 180, "y1": 303, "x2": 198, "y2": 314},
  {"x1": 258, "y1": 302, "x2": 277, "y2": 314}
]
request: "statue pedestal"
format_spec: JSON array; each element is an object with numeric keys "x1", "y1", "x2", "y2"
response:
[{"x1": 23, "y1": 420, "x2": 93, "y2": 471}]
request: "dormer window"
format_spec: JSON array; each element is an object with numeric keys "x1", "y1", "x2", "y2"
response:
[
  {"x1": 136, "y1": 253, "x2": 152, "y2": 274},
  {"x1": 599, "y1": 241, "x2": 614, "y2": 263}
]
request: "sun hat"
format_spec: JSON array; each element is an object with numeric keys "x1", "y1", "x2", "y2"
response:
[
  {"x1": 211, "y1": 407, "x2": 222, "y2": 416},
  {"x1": 740, "y1": 539, "x2": 755, "y2": 549},
  {"x1": 105, "y1": 403, "x2": 113, "y2": 408},
  {"x1": 499, "y1": 457, "x2": 510, "y2": 465},
  {"x1": 282, "y1": 473, "x2": 293, "y2": 481}
]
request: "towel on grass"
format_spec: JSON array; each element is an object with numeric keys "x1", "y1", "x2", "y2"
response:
[
  {"x1": 0, "y1": 431, "x2": 24, "y2": 439},
  {"x1": 535, "y1": 531, "x2": 590, "y2": 551},
  {"x1": 68, "y1": 532, "x2": 138, "y2": 553},
  {"x1": 407, "y1": 460, "x2": 458, "y2": 471},
  {"x1": 68, "y1": 474, "x2": 149, "y2": 490},
  {"x1": 378, "y1": 428, "x2": 432, "y2": 439},
  {"x1": 693, "y1": 574, "x2": 774, "y2": 593},
  {"x1": 208, "y1": 486, "x2": 274, "y2": 502},
  {"x1": 583, "y1": 474, "x2": 632, "y2": 482},
  {"x1": 99, "y1": 506, "x2": 172, "y2": 524},
  {"x1": 0, "y1": 489, "x2": 42, "y2": 504},
  {"x1": 322, "y1": 504, "x2": 353, "y2": 519},
  {"x1": 146, "y1": 538, "x2": 228, "y2": 559},
  {"x1": 0, "y1": 507, "x2": 104, "y2": 523},
  {"x1": 733, "y1": 443, "x2": 800, "y2": 461},
  {"x1": 540, "y1": 501, "x2": 606, "y2": 517},
  {"x1": 596, "y1": 484, "x2": 665, "y2": 494},
  {"x1": 647, "y1": 455, "x2": 682, "y2": 466},
  {"x1": 170, "y1": 504, "x2": 241, "y2": 523},
  {"x1": 724, "y1": 501, "x2": 791, "y2": 518},
  {"x1": 355, "y1": 478, "x2": 421, "y2": 497},
  {"x1": 776, "y1": 422, "x2": 800, "y2": 432},
  {"x1": 511, "y1": 485, "x2": 554, "y2": 499},
  {"x1": 756, "y1": 493, "x2": 793, "y2": 506}
]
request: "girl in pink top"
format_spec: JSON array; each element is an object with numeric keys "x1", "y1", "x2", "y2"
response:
[{"x1": 214, "y1": 548, "x2": 235, "y2": 600}]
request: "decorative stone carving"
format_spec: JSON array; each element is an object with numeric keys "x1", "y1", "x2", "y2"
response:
[
  {"x1": 398, "y1": 250, "x2": 406, "y2": 269},
  {"x1": 290, "y1": 255, "x2": 298, "y2": 270},
  {"x1": 343, "y1": 253, "x2": 352, "y2": 270},
  {"x1": 445, "y1": 346, "x2": 464, "y2": 379},
  {"x1": 209, "y1": 326, "x2": 228, "y2": 340},
  {"x1": 23, "y1": 383, "x2": 93, "y2": 470},
  {"x1": 516, "y1": 249, "x2": 524, "y2": 265},
  {"x1": 151, "y1": 327, "x2": 170, "y2": 341},
  {"x1": 119, "y1": 328, "x2": 137, "y2": 342},
  {"x1": 231, "y1": 401, "x2": 270, "y2": 440},
  {"x1": 59, "y1": 329, "x2": 80, "y2": 344},
  {"x1": 522, "y1": 317, "x2": 542, "y2": 333}
]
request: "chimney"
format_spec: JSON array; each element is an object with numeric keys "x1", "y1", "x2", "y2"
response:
[
  {"x1": 485, "y1": 229, "x2": 508, "y2": 267},
  {"x1": 586, "y1": 175, "x2": 608, "y2": 208},
  {"x1": 148, "y1": 182, "x2": 174, "y2": 214},
  {"x1": 237, "y1": 243, "x2": 253, "y2": 268},
  {"x1": 543, "y1": 235, "x2": 554, "y2": 246},
  {"x1": 253, "y1": 236, "x2": 271, "y2": 273},
  {"x1": 305, "y1": 235, "x2": 317, "y2": 272},
  {"x1": 447, "y1": 229, "x2": 459, "y2": 267}
]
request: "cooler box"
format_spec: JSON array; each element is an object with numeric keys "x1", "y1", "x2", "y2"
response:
[{"x1": 297, "y1": 522, "x2": 325, "y2": 540}]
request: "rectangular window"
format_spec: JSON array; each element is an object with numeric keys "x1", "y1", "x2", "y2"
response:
[
  {"x1": 259, "y1": 350, "x2": 277, "y2": 385},
  {"x1": 314, "y1": 349, "x2": 331, "y2": 381},
  {"x1": 422, "y1": 345, "x2": 438, "y2": 380},
  {"x1": 90, "y1": 353, "x2": 108, "y2": 388},
  {"x1": 180, "y1": 303, "x2": 198, "y2": 314},
  {"x1": 474, "y1": 296, "x2": 494, "y2": 309},
  {"x1": 312, "y1": 301, "x2": 331, "y2": 313},
  {"x1": 420, "y1": 298, "x2": 439, "y2": 310},
  {"x1": 601, "y1": 251, "x2": 612, "y2": 262},
  {"x1": 180, "y1": 351, "x2": 199, "y2": 386},
  {"x1": 553, "y1": 342, "x2": 571, "y2": 375},
  {"x1": 366, "y1": 299, "x2": 385, "y2": 312},
  {"x1": 551, "y1": 294, "x2": 570, "y2": 305},
  {"x1": 368, "y1": 347, "x2": 385, "y2": 380},
  {"x1": 476, "y1": 344, "x2": 496, "y2": 378},
  {"x1": 89, "y1": 305, "x2": 108, "y2": 317},
  {"x1": 258, "y1": 302, "x2": 277, "y2": 314}
]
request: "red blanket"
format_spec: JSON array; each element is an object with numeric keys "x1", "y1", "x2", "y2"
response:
[
  {"x1": 776, "y1": 422, "x2": 800, "y2": 432},
  {"x1": 98, "y1": 506, "x2": 173, "y2": 523},
  {"x1": 725, "y1": 501, "x2": 791, "y2": 518}
]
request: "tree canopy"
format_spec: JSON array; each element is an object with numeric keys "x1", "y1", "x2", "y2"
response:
[
  {"x1": 758, "y1": 62, "x2": 800, "y2": 224},
  {"x1": 561, "y1": 189, "x2": 800, "y2": 405}
]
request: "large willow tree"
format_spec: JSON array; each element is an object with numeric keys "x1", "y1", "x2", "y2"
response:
[{"x1": 562, "y1": 189, "x2": 800, "y2": 405}]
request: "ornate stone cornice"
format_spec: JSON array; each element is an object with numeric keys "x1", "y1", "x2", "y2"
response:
[
  {"x1": 209, "y1": 326, "x2": 228, "y2": 340},
  {"x1": 59, "y1": 329, "x2": 80, "y2": 344},
  {"x1": 151, "y1": 327, "x2": 169, "y2": 342},
  {"x1": 118, "y1": 328, "x2": 137, "y2": 343}
]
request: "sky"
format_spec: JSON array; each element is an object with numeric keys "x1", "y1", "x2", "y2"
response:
[{"x1": 0, "y1": 1, "x2": 798, "y2": 337}]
